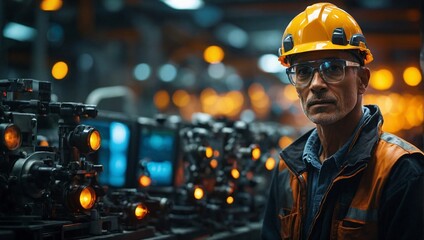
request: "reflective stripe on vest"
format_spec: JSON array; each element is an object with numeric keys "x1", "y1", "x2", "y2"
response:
[{"x1": 380, "y1": 132, "x2": 421, "y2": 152}]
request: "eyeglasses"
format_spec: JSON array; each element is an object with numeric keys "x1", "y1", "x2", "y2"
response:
[{"x1": 286, "y1": 59, "x2": 361, "y2": 88}]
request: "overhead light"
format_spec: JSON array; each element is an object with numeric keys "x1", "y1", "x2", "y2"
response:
[
  {"x1": 161, "y1": 0, "x2": 204, "y2": 10},
  {"x1": 3, "y1": 22, "x2": 36, "y2": 42}
]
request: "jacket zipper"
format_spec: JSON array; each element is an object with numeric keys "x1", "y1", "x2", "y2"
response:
[
  {"x1": 302, "y1": 113, "x2": 373, "y2": 238},
  {"x1": 305, "y1": 163, "x2": 367, "y2": 239},
  {"x1": 297, "y1": 173, "x2": 307, "y2": 240}
]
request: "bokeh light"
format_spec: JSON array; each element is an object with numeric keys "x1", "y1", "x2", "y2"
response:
[
  {"x1": 204, "y1": 45, "x2": 224, "y2": 64},
  {"x1": 369, "y1": 69, "x2": 394, "y2": 90},
  {"x1": 51, "y1": 61, "x2": 68, "y2": 80},
  {"x1": 403, "y1": 66, "x2": 422, "y2": 86}
]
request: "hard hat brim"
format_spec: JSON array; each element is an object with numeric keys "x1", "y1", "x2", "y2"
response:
[{"x1": 279, "y1": 41, "x2": 373, "y2": 67}]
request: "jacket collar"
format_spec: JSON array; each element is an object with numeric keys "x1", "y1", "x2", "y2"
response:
[{"x1": 280, "y1": 105, "x2": 383, "y2": 175}]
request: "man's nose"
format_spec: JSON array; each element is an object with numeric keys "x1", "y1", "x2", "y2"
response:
[{"x1": 309, "y1": 70, "x2": 327, "y2": 90}]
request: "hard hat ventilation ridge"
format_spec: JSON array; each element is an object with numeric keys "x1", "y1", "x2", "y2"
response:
[
  {"x1": 332, "y1": 28, "x2": 348, "y2": 45},
  {"x1": 283, "y1": 34, "x2": 294, "y2": 52}
]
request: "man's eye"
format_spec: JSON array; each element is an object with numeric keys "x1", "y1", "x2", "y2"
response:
[
  {"x1": 324, "y1": 63, "x2": 344, "y2": 75},
  {"x1": 296, "y1": 67, "x2": 311, "y2": 76}
]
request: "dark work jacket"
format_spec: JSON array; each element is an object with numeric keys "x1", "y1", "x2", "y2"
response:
[{"x1": 261, "y1": 105, "x2": 424, "y2": 240}]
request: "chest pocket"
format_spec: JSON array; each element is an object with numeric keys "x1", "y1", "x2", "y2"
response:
[{"x1": 335, "y1": 210, "x2": 378, "y2": 240}]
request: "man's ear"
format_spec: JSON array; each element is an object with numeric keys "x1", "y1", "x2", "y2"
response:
[{"x1": 358, "y1": 67, "x2": 370, "y2": 94}]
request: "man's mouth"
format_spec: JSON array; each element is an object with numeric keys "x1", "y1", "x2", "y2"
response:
[{"x1": 307, "y1": 99, "x2": 336, "y2": 108}]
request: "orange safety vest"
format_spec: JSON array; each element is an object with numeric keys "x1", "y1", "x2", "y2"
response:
[{"x1": 279, "y1": 132, "x2": 424, "y2": 240}]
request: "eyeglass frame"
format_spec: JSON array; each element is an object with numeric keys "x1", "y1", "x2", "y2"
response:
[{"x1": 285, "y1": 59, "x2": 361, "y2": 88}]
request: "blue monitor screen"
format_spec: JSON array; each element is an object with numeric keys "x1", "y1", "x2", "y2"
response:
[
  {"x1": 138, "y1": 127, "x2": 176, "y2": 186},
  {"x1": 84, "y1": 120, "x2": 130, "y2": 187}
]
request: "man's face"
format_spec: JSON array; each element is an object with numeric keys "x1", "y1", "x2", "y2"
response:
[{"x1": 291, "y1": 50, "x2": 366, "y2": 126}]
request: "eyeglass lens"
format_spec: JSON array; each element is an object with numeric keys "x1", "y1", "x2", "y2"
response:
[{"x1": 288, "y1": 60, "x2": 347, "y2": 86}]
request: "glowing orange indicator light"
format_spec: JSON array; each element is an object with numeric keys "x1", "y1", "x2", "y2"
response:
[
  {"x1": 135, "y1": 204, "x2": 149, "y2": 220},
  {"x1": 139, "y1": 175, "x2": 152, "y2": 187},
  {"x1": 79, "y1": 187, "x2": 96, "y2": 210},
  {"x1": 210, "y1": 159, "x2": 218, "y2": 169},
  {"x1": 89, "y1": 130, "x2": 101, "y2": 151},
  {"x1": 251, "y1": 146, "x2": 261, "y2": 161},
  {"x1": 205, "y1": 146, "x2": 214, "y2": 158},
  {"x1": 39, "y1": 140, "x2": 49, "y2": 147},
  {"x1": 3, "y1": 125, "x2": 21, "y2": 150},
  {"x1": 193, "y1": 186, "x2": 204, "y2": 200},
  {"x1": 231, "y1": 168, "x2": 240, "y2": 179},
  {"x1": 265, "y1": 157, "x2": 276, "y2": 171}
]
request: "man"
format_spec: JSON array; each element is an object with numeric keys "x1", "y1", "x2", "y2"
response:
[{"x1": 261, "y1": 2, "x2": 424, "y2": 240}]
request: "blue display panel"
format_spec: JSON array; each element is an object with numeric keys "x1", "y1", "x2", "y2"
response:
[
  {"x1": 84, "y1": 120, "x2": 130, "y2": 187},
  {"x1": 138, "y1": 128, "x2": 176, "y2": 186}
]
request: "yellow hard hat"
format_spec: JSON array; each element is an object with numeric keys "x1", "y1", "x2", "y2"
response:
[{"x1": 278, "y1": 2, "x2": 373, "y2": 67}]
